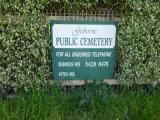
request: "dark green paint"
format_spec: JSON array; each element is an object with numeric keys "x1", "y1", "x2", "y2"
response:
[{"x1": 51, "y1": 20, "x2": 117, "y2": 80}]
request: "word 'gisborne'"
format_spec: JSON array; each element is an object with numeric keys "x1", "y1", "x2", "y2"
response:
[{"x1": 52, "y1": 24, "x2": 116, "y2": 48}]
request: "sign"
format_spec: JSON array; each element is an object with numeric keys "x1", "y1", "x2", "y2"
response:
[{"x1": 51, "y1": 20, "x2": 117, "y2": 80}]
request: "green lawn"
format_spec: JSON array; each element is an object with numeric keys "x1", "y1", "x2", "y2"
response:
[{"x1": 0, "y1": 84, "x2": 160, "y2": 120}]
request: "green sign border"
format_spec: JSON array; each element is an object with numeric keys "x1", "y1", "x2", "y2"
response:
[{"x1": 50, "y1": 20, "x2": 118, "y2": 80}]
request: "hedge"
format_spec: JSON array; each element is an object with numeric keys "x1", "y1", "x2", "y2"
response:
[
  {"x1": 0, "y1": 0, "x2": 125, "y2": 14},
  {"x1": 0, "y1": 15, "x2": 49, "y2": 91},
  {"x1": 118, "y1": 0, "x2": 160, "y2": 84},
  {"x1": 0, "y1": 0, "x2": 160, "y2": 91}
]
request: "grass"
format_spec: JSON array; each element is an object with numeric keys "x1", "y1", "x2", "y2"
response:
[{"x1": 0, "y1": 84, "x2": 160, "y2": 120}]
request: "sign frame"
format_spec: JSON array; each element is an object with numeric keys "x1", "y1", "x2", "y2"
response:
[{"x1": 50, "y1": 20, "x2": 118, "y2": 81}]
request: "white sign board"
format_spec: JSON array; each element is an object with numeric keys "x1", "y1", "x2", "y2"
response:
[{"x1": 52, "y1": 24, "x2": 116, "y2": 48}]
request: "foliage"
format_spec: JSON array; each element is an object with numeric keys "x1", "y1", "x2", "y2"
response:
[
  {"x1": 0, "y1": 14, "x2": 49, "y2": 90},
  {"x1": 0, "y1": 0, "x2": 48, "y2": 15},
  {"x1": 0, "y1": 0, "x2": 126, "y2": 14},
  {"x1": 0, "y1": 85, "x2": 160, "y2": 120},
  {"x1": 0, "y1": 0, "x2": 160, "y2": 90},
  {"x1": 118, "y1": 0, "x2": 160, "y2": 83}
]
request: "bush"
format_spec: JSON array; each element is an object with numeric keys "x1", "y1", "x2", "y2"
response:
[
  {"x1": 118, "y1": 0, "x2": 160, "y2": 83},
  {"x1": 0, "y1": 0, "x2": 159, "y2": 91},
  {"x1": 0, "y1": 0, "x2": 125, "y2": 15},
  {"x1": 0, "y1": 15, "x2": 49, "y2": 91}
]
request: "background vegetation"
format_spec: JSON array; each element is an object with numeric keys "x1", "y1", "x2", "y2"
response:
[
  {"x1": 0, "y1": 0, "x2": 160, "y2": 119},
  {"x1": 0, "y1": 0, "x2": 126, "y2": 14},
  {"x1": 0, "y1": 85, "x2": 160, "y2": 120},
  {"x1": 117, "y1": 0, "x2": 160, "y2": 84},
  {"x1": 0, "y1": 0, "x2": 160, "y2": 90}
]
